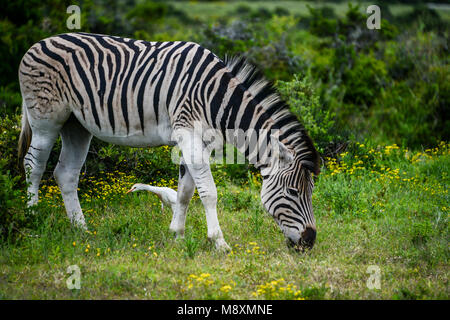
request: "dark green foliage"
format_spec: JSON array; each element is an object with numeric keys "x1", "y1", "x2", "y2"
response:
[
  {"x1": 0, "y1": 0, "x2": 73, "y2": 90},
  {"x1": 307, "y1": 4, "x2": 395, "y2": 108},
  {"x1": 369, "y1": 31, "x2": 450, "y2": 147},
  {"x1": 202, "y1": 20, "x2": 255, "y2": 57},
  {"x1": 126, "y1": 1, "x2": 178, "y2": 33},
  {"x1": 127, "y1": 1, "x2": 168, "y2": 23},
  {"x1": 0, "y1": 113, "x2": 22, "y2": 177},
  {"x1": 0, "y1": 159, "x2": 29, "y2": 240},
  {"x1": 202, "y1": 16, "x2": 305, "y2": 81},
  {"x1": 274, "y1": 7, "x2": 290, "y2": 17},
  {"x1": 0, "y1": 87, "x2": 22, "y2": 116},
  {"x1": 397, "y1": 5, "x2": 448, "y2": 33},
  {"x1": 277, "y1": 75, "x2": 337, "y2": 153},
  {"x1": 340, "y1": 52, "x2": 388, "y2": 105},
  {"x1": 234, "y1": 4, "x2": 252, "y2": 17},
  {"x1": 307, "y1": 5, "x2": 338, "y2": 37},
  {"x1": 249, "y1": 7, "x2": 273, "y2": 21}
]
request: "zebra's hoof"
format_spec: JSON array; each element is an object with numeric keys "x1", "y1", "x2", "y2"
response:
[
  {"x1": 73, "y1": 220, "x2": 88, "y2": 231},
  {"x1": 214, "y1": 238, "x2": 231, "y2": 252},
  {"x1": 175, "y1": 233, "x2": 185, "y2": 241}
]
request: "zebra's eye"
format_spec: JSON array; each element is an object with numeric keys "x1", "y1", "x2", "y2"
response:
[{"x1": 286, "y1": 188, "x2": 298, "y2": 197}]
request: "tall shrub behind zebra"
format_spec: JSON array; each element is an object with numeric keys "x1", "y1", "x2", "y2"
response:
[{"x1": 18, "y1": 33, "x2": 320, "y2": 251}]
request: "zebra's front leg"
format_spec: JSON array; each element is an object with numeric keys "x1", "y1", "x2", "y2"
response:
[
  {"x1": 53, "y1": 116, "x2": 92, "y2": 229},
  {"x1": 175, "y1": 131, "x2": 230, "y2": 251},
  {"x1": 191, "y1": 163, "x2": 229, "y2": 251},
  {"x1": 170, "y1": 160, "x2": 195, "y2": 239}
]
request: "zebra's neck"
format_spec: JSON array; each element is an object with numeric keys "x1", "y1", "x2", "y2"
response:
[
  {"x1": 205, "y1": 57, "x2": 319, "y2": 174},
  {"x1": 220, "y1": 109, "x2": 312, "y2": 172}
]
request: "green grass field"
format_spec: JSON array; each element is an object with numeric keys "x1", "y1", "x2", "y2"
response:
[{"x1": 0, "y1": 142, "x2": 448, "y2": 299}]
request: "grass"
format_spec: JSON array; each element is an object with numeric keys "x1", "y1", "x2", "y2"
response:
[
  {"x1": 0, "y1": 142, "x2": 448, "y2": 299},
  {"x1": 172, "y1": 1, "x2": 450, "y2": 22}
]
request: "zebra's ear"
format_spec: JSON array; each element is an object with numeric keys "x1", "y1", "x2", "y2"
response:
[
  {"x1": 271, "y1": 136, "x2": 294, "y2": 168},
  {"x1": 279, "y1": 140, "x2": 294, "y2": 165}
]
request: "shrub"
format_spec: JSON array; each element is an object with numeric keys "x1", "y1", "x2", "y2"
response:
[
  {"x1": 234, "y1": 4, "x2": 252, "y2": 17},
  {"x1": 273, "y1": 7, "x2": 290, "y2": 17},
  {"x1": 0, "y1": 113, "x2": 22, "y2": 177},
  {"x1": 201, "y1": 20, "x2": 255, "y2": 58},
  {"x1": 340, "y1": 52, "x2": 388, "y2": 106},
  {"x1": 307, "y1": 5, "x2": 337, "y2": 37},
  {"x1": 369, "y1": 70, "x2": 449, "y2": 148},
  {"x1": 0, "y1": 87, "x2": 22, "y2": 116},
  {"x1": 249, "y1": 7, "x2": 273, "y2": 21},
  {"x1": 202, "y1": 16, "x2": 304, "y2": 82},
  {"x1": 396, "y1": 6, "x2": 447, "y2": 33},
  {"x1": 85, "y1": 142, "x2": 179, "y2": 184},
  {"x1": 277, "y1": 74, "x2": 338, "y2": 153},
  {"x1": 0, "y1": 158, "x2": 29, "y2": 240},
  {"x1": 126, "y1": 1, "x2": 169, "y2": 32}
]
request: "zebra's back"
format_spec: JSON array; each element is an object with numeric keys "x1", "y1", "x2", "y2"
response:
[{"x1": 19, "y1": 32, "x2": 222, "y2": 147}]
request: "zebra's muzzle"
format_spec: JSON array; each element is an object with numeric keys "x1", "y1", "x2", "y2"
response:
[
  {"x1": 300, "y1": 226, "x2": 316, "y2": 249},
  {"x1": 287, "y1": 226, "x2": 316, "y2": 252}
]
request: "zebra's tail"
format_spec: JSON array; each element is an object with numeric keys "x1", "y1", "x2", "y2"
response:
[{"x1": 18, "y1": 101, "x2": 32, "y2": 172}]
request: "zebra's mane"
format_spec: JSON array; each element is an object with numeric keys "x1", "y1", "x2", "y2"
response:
[{"x1": 223, "y1": 56, "x2": 321, "y2": 175}]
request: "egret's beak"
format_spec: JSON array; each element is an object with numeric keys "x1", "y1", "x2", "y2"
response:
[{"x1": 126, "y1": 188, "x2": 133, "y2": 194}]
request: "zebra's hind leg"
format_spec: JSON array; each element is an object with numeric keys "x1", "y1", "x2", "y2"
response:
[
  {"x1": 25, "y1": 125, "x2": 60, "y2": 208},
  {"x1": 170, "y1": 159, "x2": 195, "y2": 239},
  {"x1": 54, "y1": 115, "x2": 92, "y2": 229},
  {"x1": 174, "y1": 129, "x2": 230, "y2": 251}
]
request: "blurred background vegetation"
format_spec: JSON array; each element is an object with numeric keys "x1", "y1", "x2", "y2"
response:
[{"x1": 0, "y1": 0, "x2": 449, "y2": 220}]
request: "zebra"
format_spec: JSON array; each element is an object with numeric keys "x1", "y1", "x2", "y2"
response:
[{"x1": 18, "y1": 32, "x2": 320, "y2": 251}]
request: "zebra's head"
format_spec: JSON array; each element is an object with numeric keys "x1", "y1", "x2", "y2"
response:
[{"x1": 260, "y1": 138, "x2": 319, "y2": 251}]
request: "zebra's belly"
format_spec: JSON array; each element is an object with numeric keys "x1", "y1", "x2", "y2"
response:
[
  {"x1": 93, "y1": 127, "x2": 175, "y2": 148},
  {"x1": 73, "y1": 110, "x2": 175, "y2": 148}
]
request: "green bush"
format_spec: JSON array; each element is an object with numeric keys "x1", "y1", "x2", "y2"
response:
[
  {"x1": 126, "y1": 1, "x2": 169, "y2": 32},
  {"x1": 277, "y1": 75, "x2": 337, "y2": 153},
  {"x1": 396, "y1": 6, "x2": 448, "y2": 33},
  {"x1": 85, "y1": 141, "x2": 179, "y2": 184},
  {"x1": 249, "y1": 7, "x2": 273, "y2": 21},
  {"x1": 369, "y1": 70, "x2": 449, "y2": 147},
  {"x1": 202, "y1": 15, "x2": 305, "y2": 82},
  {"x1": 0, "y1": 86, "x2": 22, "y2": 116},
  {"x1": 340, "y1": 52, "x2": 388, "y2": 105},
  {"x1": 0, "y1": 158, "x2": 29, "y2": 240},
  {"x1": 307, "y1": 5, "x2": 337, "y2": 37},
  {"x1": 273, "y1": 7, "x2": 290, "y2": 17},
  {"x1": 0, "y1": 113, "x2": 22, "y2": 177}
]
